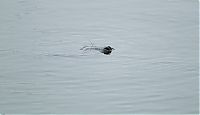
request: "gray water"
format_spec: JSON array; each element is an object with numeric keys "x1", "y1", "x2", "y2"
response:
[{"x1": 0, "y1": 0, "x2": 199, "y2": 114}]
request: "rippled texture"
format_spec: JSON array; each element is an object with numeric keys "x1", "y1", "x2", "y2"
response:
[{"x1": 0, "y1": 0, "x2": 198, "y2": 113}]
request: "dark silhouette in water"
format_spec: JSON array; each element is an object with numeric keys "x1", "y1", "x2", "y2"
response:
[
  {"x1": 101, "y1": 46, "x2": 115, "y2": 55},
  {"x1": 80, "y1": 45, "x2": 115, "y2": 55}
]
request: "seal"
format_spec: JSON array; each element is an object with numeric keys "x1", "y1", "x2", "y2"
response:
[
  {"x1": 101, "y1": 46, "x2": 115, "y2": 55},
  {"x1": 80, "y1": 45, "x2": 115, "y2": 55}
]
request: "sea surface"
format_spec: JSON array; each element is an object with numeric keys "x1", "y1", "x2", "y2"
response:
[{"x1": 0, "y1": 0, "x2": 198, "y2": 114}]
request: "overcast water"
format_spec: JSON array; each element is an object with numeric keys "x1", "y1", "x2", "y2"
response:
[{"x1": 0, "y1": 0, "x2": 199, "y2": 114}]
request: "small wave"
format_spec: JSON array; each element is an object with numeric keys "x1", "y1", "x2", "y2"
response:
[
  {"x1": 45, "y1": 54, "x2": 87, "y2": 58},
  {"x1": 80, "y1": 45, "x2": 103, "y2": 53}
]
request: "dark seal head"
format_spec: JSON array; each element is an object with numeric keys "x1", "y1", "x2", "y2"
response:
[{"x1": 102, "y1": 46, "x2": 115, "y2": 55}]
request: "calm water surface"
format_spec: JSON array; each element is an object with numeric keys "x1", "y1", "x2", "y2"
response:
[{"x1": 0, "y1": 0, "x2": 198, "y2": 113}]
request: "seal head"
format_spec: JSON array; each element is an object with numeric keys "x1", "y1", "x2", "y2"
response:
[{"x1": 102, "y1": 46, "x2": 115, "y2": 55}]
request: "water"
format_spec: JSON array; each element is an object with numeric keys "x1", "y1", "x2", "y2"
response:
[{"x1": 0, "y1": 0, "x2": 198, "y2": 113}]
